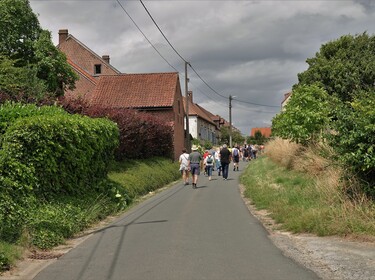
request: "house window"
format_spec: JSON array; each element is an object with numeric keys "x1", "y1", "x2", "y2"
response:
[{"x1": 94, "y1": 64, "x2": 102, "y2": 75}]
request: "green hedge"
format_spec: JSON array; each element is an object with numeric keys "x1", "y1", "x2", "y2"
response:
[
  {"x1": 0, "y1": 101, "x2": 66, "y2": 137},
  {"x1": 1, "y1": 114, "x2": 119, "y2": 197},
  {"x1": 0, "y1": 106, "x2": 119, "y2": 242}
]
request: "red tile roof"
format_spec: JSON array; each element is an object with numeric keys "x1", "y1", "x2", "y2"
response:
[
  {"x1": 89, "y1": 72, "x2": 179, "y2": 108},
  {"x1": 250, "y1": 127, "x2": 272, "y2": 137},
  {"x1": 182, "y1": 97, "x2": 216, "y2": 126}
]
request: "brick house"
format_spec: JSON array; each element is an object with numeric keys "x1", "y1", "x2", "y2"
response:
[
  {"x1": 250, "y1": 127, "x2": 272, "y2": 138},
  {"x1": 89, "y1": 73, "x2": 186, "y2": 159},
  {"x1": 57, "y1": 29, "x2": 185, "y2": 159}
]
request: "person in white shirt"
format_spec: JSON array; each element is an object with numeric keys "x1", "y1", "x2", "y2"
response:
[{"x1": 179, "y1": 148, "x2": 190, "y2": 185}]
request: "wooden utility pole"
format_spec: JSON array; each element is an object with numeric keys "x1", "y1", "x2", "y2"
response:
[
  {"x1": 185, "y1": 61, "x2": 191, "y2": 152},
  {"x1": 229, "y1": 95, "x2": 233, "y2": 148}
]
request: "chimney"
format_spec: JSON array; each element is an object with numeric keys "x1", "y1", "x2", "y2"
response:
[
  {"x1": 102, "y1": 55, "x2": 110, "y2": 64},
  {"x1": 58, "y1": 29, "x2": 69, "y2": 44},
  {"x1": 188, "y1": 91, "x2": 193, "y2": 103}
]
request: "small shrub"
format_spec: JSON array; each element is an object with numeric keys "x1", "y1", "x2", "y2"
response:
[{"x1": 0, "y1": 252, "x2": 10, "y2": 271}]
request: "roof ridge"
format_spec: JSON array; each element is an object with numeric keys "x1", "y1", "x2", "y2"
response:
[{"x1": 64, "y1": 34, "x2": 121, "y2": 74}]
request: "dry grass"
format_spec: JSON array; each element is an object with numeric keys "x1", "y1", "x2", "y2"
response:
[
  {"x1": 264, "y1": 138, "x2": 302, "y2": 169},
  {"x1": 260, "y1": 138, "x2": 375, "y2": 238}
]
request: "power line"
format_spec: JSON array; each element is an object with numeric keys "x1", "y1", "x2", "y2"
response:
[
  {"x1": 139, "y1": 1, "x2": 280, "y2": 108},
  {"x1": 189, "y1": 65, "x2": 227, "y2": 99},
  {"x1": 139, "y1": 0, "x2": 187, "y2": 63},
  {"x1": 115, "y1": 0, "x2": 281, "y2": 110},
  {"x1": 233, "y1": 97, "x2": 281, "y2": 108},
  {"x1": 115, "y1": 0, "x2": 180, "y2": 73}
]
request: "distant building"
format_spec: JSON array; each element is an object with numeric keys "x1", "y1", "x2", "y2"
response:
[
  {"x1": 250, "y1": 127, "x2": 272, "y2": 138},
  {"x1": 183, "y1": 91, "x2": 220, "y2": 145},
  {"x1": 281, "y1": 91, "x2": 292, "y2": 110}
]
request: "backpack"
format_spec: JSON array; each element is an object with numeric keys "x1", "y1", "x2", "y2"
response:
[
  {"x1": 233, "y1": 148, "x2": 239, "y2": 156},
  {"x1": 206, "y1": 155, "x2": 213, "y2": 164}
]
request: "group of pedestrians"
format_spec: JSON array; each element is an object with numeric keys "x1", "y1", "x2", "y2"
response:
[
  {"x1": 241, "y1": 144, "x2": 263, "y2": 161},
  {"x1": 179, "y1": 144, "x2": 242, "y2": 189}
]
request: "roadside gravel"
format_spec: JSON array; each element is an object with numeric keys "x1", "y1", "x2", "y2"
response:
[{"x1": 240, "y1": 184, "x2": 375, "y2": 280}]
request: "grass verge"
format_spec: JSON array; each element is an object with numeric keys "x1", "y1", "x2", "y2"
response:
[{"x1": 241, "y1": 139, "x2": 375, "y2": 239}]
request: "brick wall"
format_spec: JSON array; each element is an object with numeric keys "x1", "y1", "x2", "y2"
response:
[
  {"x1": 64, "y1": 71, "x2": 96, "y2": 101},
  {"x1": 58, "y1": 30, "x2": 119, "y2": 77}
]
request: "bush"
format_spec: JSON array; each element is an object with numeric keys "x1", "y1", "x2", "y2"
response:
[
  {"x1": 329, "y1": 91, "x2": 375, "y2": 196},
  {"x1": 59, "y1": 98, "x2": 174, "y2": 160},
  {"x1": 272, "y1": 84, "x2": 331, "y2": 145},
  {"x1": 84, "y1": 106, "x2": 174, "y2": 160},
  {"x1": 1, "y1": 113, "x2": 119, "y2": 197},
  {"x1": 0, "y1": 101, "x2": 66, "y2": 137}
]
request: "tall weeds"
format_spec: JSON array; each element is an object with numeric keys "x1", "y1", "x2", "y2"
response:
[{"x1": 247, "y1": 137, "x2": 375, "y2": 238}]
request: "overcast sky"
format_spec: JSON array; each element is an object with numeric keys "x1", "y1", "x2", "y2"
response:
[{"x1": 29, "y1": 0, "x2": 375, "y2": 135}]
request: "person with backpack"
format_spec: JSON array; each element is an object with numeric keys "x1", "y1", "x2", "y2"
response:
[
  {"x1": 188, "y1": 145, "x2": 203, "y2": 189},
  {"x1": 204, "y1": 152, "x2": 214, "y2": 181},
  {"x1": 232, "y1": 145, "x2": 240, "y2": 171}
]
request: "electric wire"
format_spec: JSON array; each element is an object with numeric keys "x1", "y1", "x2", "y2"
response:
[
  {"x1": 138, "y1": 0, "x2": 280, "y2": 108},
  {"x1": 139, "y1": 0, "x2": 187, "y2": 63},
  {"x1": 115, "y1": 0, "x2": 180, "y2": 73}
]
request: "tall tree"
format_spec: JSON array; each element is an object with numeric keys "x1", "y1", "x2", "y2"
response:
[
  {"x1": 34, "y1": 30, "x2": 77, "y2": 96},
  {"x1": 0, "y1": 0, "x2": 41, "y2": 66},
  {"x1": 0, "y1": 0, "x2": 77, "y2": 100},
  {"x1": 272, "y1": 84, "x2": 332, "y2": 145},
  {"x1": 297, "y1": 33, "x2": 375, "y2": 102},
  {"x1": 0, "y1": 55, "x2": 46, "y2": 102}
]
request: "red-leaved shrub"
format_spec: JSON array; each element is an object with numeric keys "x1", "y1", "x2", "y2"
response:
[{"x1": 59, "y1": 97, "x2": 174, "y2": 160}]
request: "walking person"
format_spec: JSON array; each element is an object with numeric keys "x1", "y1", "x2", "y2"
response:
[
  {"x1": 214, "y1": 147, "x2": 222, "y2": 176},
  {"x1": 219, "y1": 144, "x2": 232, "y2": 180},
  {"x1": 243, "y1": 144, "x2": 249, "y2": 162},
  {"x1": 203, "y1": 150, "x2": 209, "y2": 175},
  {"x1": 188, "y1": 145, "x2": 203, "y2": 189},
  {"x1": 204, "y1": 152, "x2": 214, "y2": 181},
  {"x1": 232, "y1": 145, "x2": 240, "y2": 171},
  {"x1": 179, "y1": 148, "x2": 190, "y2": 185}
]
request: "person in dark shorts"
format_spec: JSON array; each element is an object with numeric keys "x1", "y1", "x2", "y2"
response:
[{"x1": 188, "y1": 145, "x2": 203, "y2": 189}]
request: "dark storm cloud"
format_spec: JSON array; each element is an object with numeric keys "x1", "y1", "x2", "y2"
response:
[{"x1": 29, "y1": 0, "x2": 375, "y2": 135}]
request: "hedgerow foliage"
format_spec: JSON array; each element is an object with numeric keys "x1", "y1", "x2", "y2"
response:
[
  {"x1": 272, "y1": 84, "x2": 332, "y2": 145},
  {"x1": 0, "y1": 101, "x2": 66, "y2": 136},
  {"x1": 60, "y1": 98, "x2": 174, "y2": 160},
  {"x1": 87, "y1": 107, "x2": 173, "y2": 160},
  {"x1": 329, "y1": 90, "x2": 375, "y2": 195},
  {"x1": 272, "y1": 33, "x2": 375, "y2": 197},
  {"x1": 0, "y1": 102, "x2": 119, "y2": 243},
  {"x1": 2, "y1": 114, "x2": 119, "y2": 197}
]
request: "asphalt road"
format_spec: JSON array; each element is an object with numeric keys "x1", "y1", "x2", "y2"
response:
[{"x1": 34, "y1": 161, "x2": 319, "y2": 280}]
